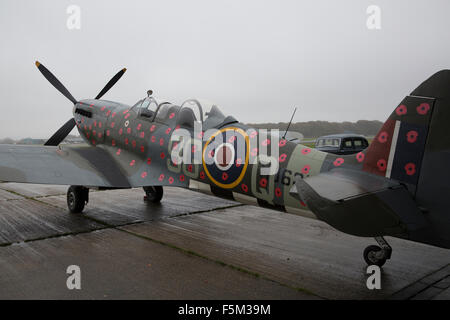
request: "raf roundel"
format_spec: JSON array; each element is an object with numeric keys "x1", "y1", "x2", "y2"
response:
[{"x1": 202, "y1": 127, "x2": 249, "y2": 189}]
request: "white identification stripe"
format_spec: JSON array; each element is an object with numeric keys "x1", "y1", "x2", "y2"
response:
[{"x1": 386, "y1": 120, "x2": 401, "y2": 178}]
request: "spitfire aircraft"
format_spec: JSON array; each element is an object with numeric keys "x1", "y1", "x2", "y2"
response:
[{"x1": 0, "y1": 62, "x2": 449, "y2": 267}]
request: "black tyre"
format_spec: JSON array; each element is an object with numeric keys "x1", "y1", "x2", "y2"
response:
[
  {"x1": 363, "y1": 245, "x2": 387, "y2": 267},
  {"x1": 67, "y1": 186, "x2": 88, "y2": 213},
  {"x1": 143, "y1": 186, "x2": 163, "y2": 203}
]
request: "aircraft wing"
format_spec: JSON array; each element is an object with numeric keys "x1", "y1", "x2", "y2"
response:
[
  {"x1": 0, "y1": 144, "x2": 187, "y2": 189},
  {"x1": 290, "y1": 168, "x2": 431, "y2": 240}
]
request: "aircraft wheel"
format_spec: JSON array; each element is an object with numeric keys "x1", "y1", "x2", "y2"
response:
[
  {"x1": 143, "y1": 186, "x2": 163, "y2": 203},
  {"x1": 363, "y1": 245, "x2": 387, "y2": 267},
  {"x1": 67, "y1": 186, "x2": 88, "y2": 213}
]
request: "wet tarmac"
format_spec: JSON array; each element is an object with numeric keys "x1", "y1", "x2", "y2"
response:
[{"x1": 0, "y1": 182, "x2": 448, "y2": 299}]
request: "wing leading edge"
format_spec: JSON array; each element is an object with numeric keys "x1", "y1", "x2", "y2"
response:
[{"x1": 0, "y1": 144, "x2": 132, "y2": 188}]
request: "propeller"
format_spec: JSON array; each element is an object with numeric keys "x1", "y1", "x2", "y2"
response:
[
  {"x1": 35, "y1": 61, "x2": 126, "y2": 146},
  {"x1": 35, "y1": 61, "x2": 77, "y2": 105},
  {"x1": 95, "y1": 68, "x2": 127, "y2": 99},
  {"x1": 44, "y1": 118, "x2": 76, "y2": 146}
]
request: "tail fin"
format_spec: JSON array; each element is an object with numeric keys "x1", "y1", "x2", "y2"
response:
[{"x1": 363, "y1": 70, "x2": 450, "y2": 196}]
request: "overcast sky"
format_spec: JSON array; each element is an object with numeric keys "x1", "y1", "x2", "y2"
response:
[{"x1": 1, "y1": 0, "x2": 449, "y2": 139}]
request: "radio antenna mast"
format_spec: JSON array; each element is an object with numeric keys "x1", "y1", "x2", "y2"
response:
[{"x1": 282, "y1": 107, "x2": 298, "y2": 139}]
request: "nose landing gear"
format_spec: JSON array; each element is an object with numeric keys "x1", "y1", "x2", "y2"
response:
[
  {"x1": 363, "y1": 236, "x2": 392, "y2": 267},
  {"x1": 67, "y1": 186, "x2": 89, "y2": 213}
]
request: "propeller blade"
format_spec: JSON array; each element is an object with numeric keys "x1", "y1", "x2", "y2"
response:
[
  {"x1": 95, "y1": 68, "x2": 127, "y2": 99},
  {"x1": 35, "y1": 61, "x2": 77, "y2": 105},
  {"x1": 44, "y1": 118, "x2": 76, "y2": 146}
]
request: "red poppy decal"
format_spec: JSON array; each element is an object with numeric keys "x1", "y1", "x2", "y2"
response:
[
  {"x1": 169, "y1": 112, "x2": 175, "y2": 119},
  {"x1": 259, "y1": 178, "x2": 267, "y2": 188},
  {"x1": 300, "y1": 200, "x2": 307, "y2": 207},
  {"x1": 187, "y1": 164, "x2": 193, "y2": 172},
  {"x1": 377, "y1": 159, "x2": 387, "y2": 171},
  {"x1": 279, "y1": 154, "x2": 287, "y2": 163},
  {"x1": 159, "y1": 138, "x2": 164, "y2": 146},
  {"x1": 356, "y1": 152, "x2": 365, "y2": 162},
  {"x1": 200, "y1": 171, "x2": 205, "y2": 180},
  {"x1": 279, "y1": 139, "x2": 287, "y2": 147},
  {"x1": 301, "y1": 165, "x2": 311, "y2": 175},
  {"x1": 129, "y1": 160, "x2": 135, "y2": 166},
  {"x1": 98, "y1": 122, "x2": 102, "y2": 128},
  {"x1": 395, "y1": 104, "x2": 407, "y2": 116},
  {"x1": 222, "y1": 172, "x2": 228, "y2": 181},
  {"x1": 158, "y1": 174, "x2": 164, "y2": 181},
  {"x1": 141, "y1": 172, "x2": 147, "y2": 178},
  {"x1": 140, "y1": 132, "x2": 145, "y2": 138},
  {"x1": 140, "y1": 145, "x2": 145, "y2": 153},
  {"x1": 111, "y1": 139, "x2": 116, "y2": 146},
  {"x1": 150, "y1": 125, "x2": 156, "y2": 132},
  {"x1": 110, "y1": 122, "x2": 115, "y2": 128},
  {"x1": 275, "y1": 187, "x2": 282, "y2": 197},
  {"x1": 106, "y1": 130, "x2": 110, "y2": 137},
  {"x1": 236, "y1": 158, "x2": 242, "y2": 167},
  {"x1": 417, "y1": 103, "x2": 430, "y2": 115},
  {"x1": 168, "y1": 177, "x2": 174, "y2": 184},
  {"x1": 165, "y1": 128, "x2": 171, "y2": 134},
  {"x1": 378, "y1": 131, "x2": 388, "y2": 143},
  {"x1": 147, "y1": 158, "x2": 152, "y2": 165},
  {"x1": 228, "y1": 136, "x2": 236, "y2": 143},
  {"x1": 124, "y1": 113, "x2": 130, "y2": 119},
  {"x1": 151, "y1": 136, "x2": 156, "y2": 143},
  {"x1": 333, "y1": 158, "x2": 344, "y2": 167},
  {"x1": 111, "y1": 112, "x2": 116, "y2": 118},
  {"x1": 406, "y1": 130, "x2": 418, "y2": 143},
  {"x1": 197, "y1": 131, "x2": 204, "y2": 138},
  {"x1": 125, "y1": 138, "x2": 129, "y2": 145},
  {"x1": 405, "y1": 162, "x2": 416, "y2": 176},
  {"x1": 249, "y1": 131, "x2": 257, "y2": 138},
  {"x1": 160, "y1": 152, "x2": 165, "y2": 159},
  {"x1": 262, "y1": 139, "x2": 271, "y2": 146},
  {"x1": 127, "y1": 127, "x2": 131, "y2": 134},
  {"x1": 241, "y1": 184, "x2": 248, "y2": 192},
  {"x1": 251, "y1": 148, "x2": 258, "y2": 157},
  {"x1": 119, "y1": 128, "x2": 123, "y2": 135},
  {"x1": 301, "y1": 148, "x2": 311, "y2": 155},
  {"x1": 179, "y1": 175, "x2": 185, "y2": 182},
  {"x1": 137, "y1": 123, "x2": 142, "y2": 130}
]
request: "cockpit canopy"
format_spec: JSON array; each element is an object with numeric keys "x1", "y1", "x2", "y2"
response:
[{"x1": 133, "y1": 97, "x2": 237, "y2": 130}]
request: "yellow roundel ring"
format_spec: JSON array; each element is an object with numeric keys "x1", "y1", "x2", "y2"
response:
[{"x1": 202, "y1": 127, "x2": 250, "y2": 189}]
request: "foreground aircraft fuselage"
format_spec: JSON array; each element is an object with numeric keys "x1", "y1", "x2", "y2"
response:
[{"x1": 0, "y1": 62, "x2": 449, "y2": 267}]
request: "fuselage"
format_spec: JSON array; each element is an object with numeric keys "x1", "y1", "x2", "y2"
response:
[{"x1": 73, "y1": 98, "x2": 349, "y2": 220}]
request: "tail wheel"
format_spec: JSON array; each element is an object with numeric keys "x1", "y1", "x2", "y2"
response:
[
  {"x1": 143, "y1": 186, "x2": 163, "y2": 203},
  {"x1": 67, "y1": 186, "x2": 89, "y2": 213}
]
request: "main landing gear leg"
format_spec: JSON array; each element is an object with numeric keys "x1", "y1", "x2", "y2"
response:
[
  {"x1": 67, "y1": 186, "x2": 89, "y2": 213},
  {"x1": 363, "y1": 236, "x2": 392, "y2": 267},
  {"x1": 143, "y1": 186, "x2": 163, "y2": 203}
]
